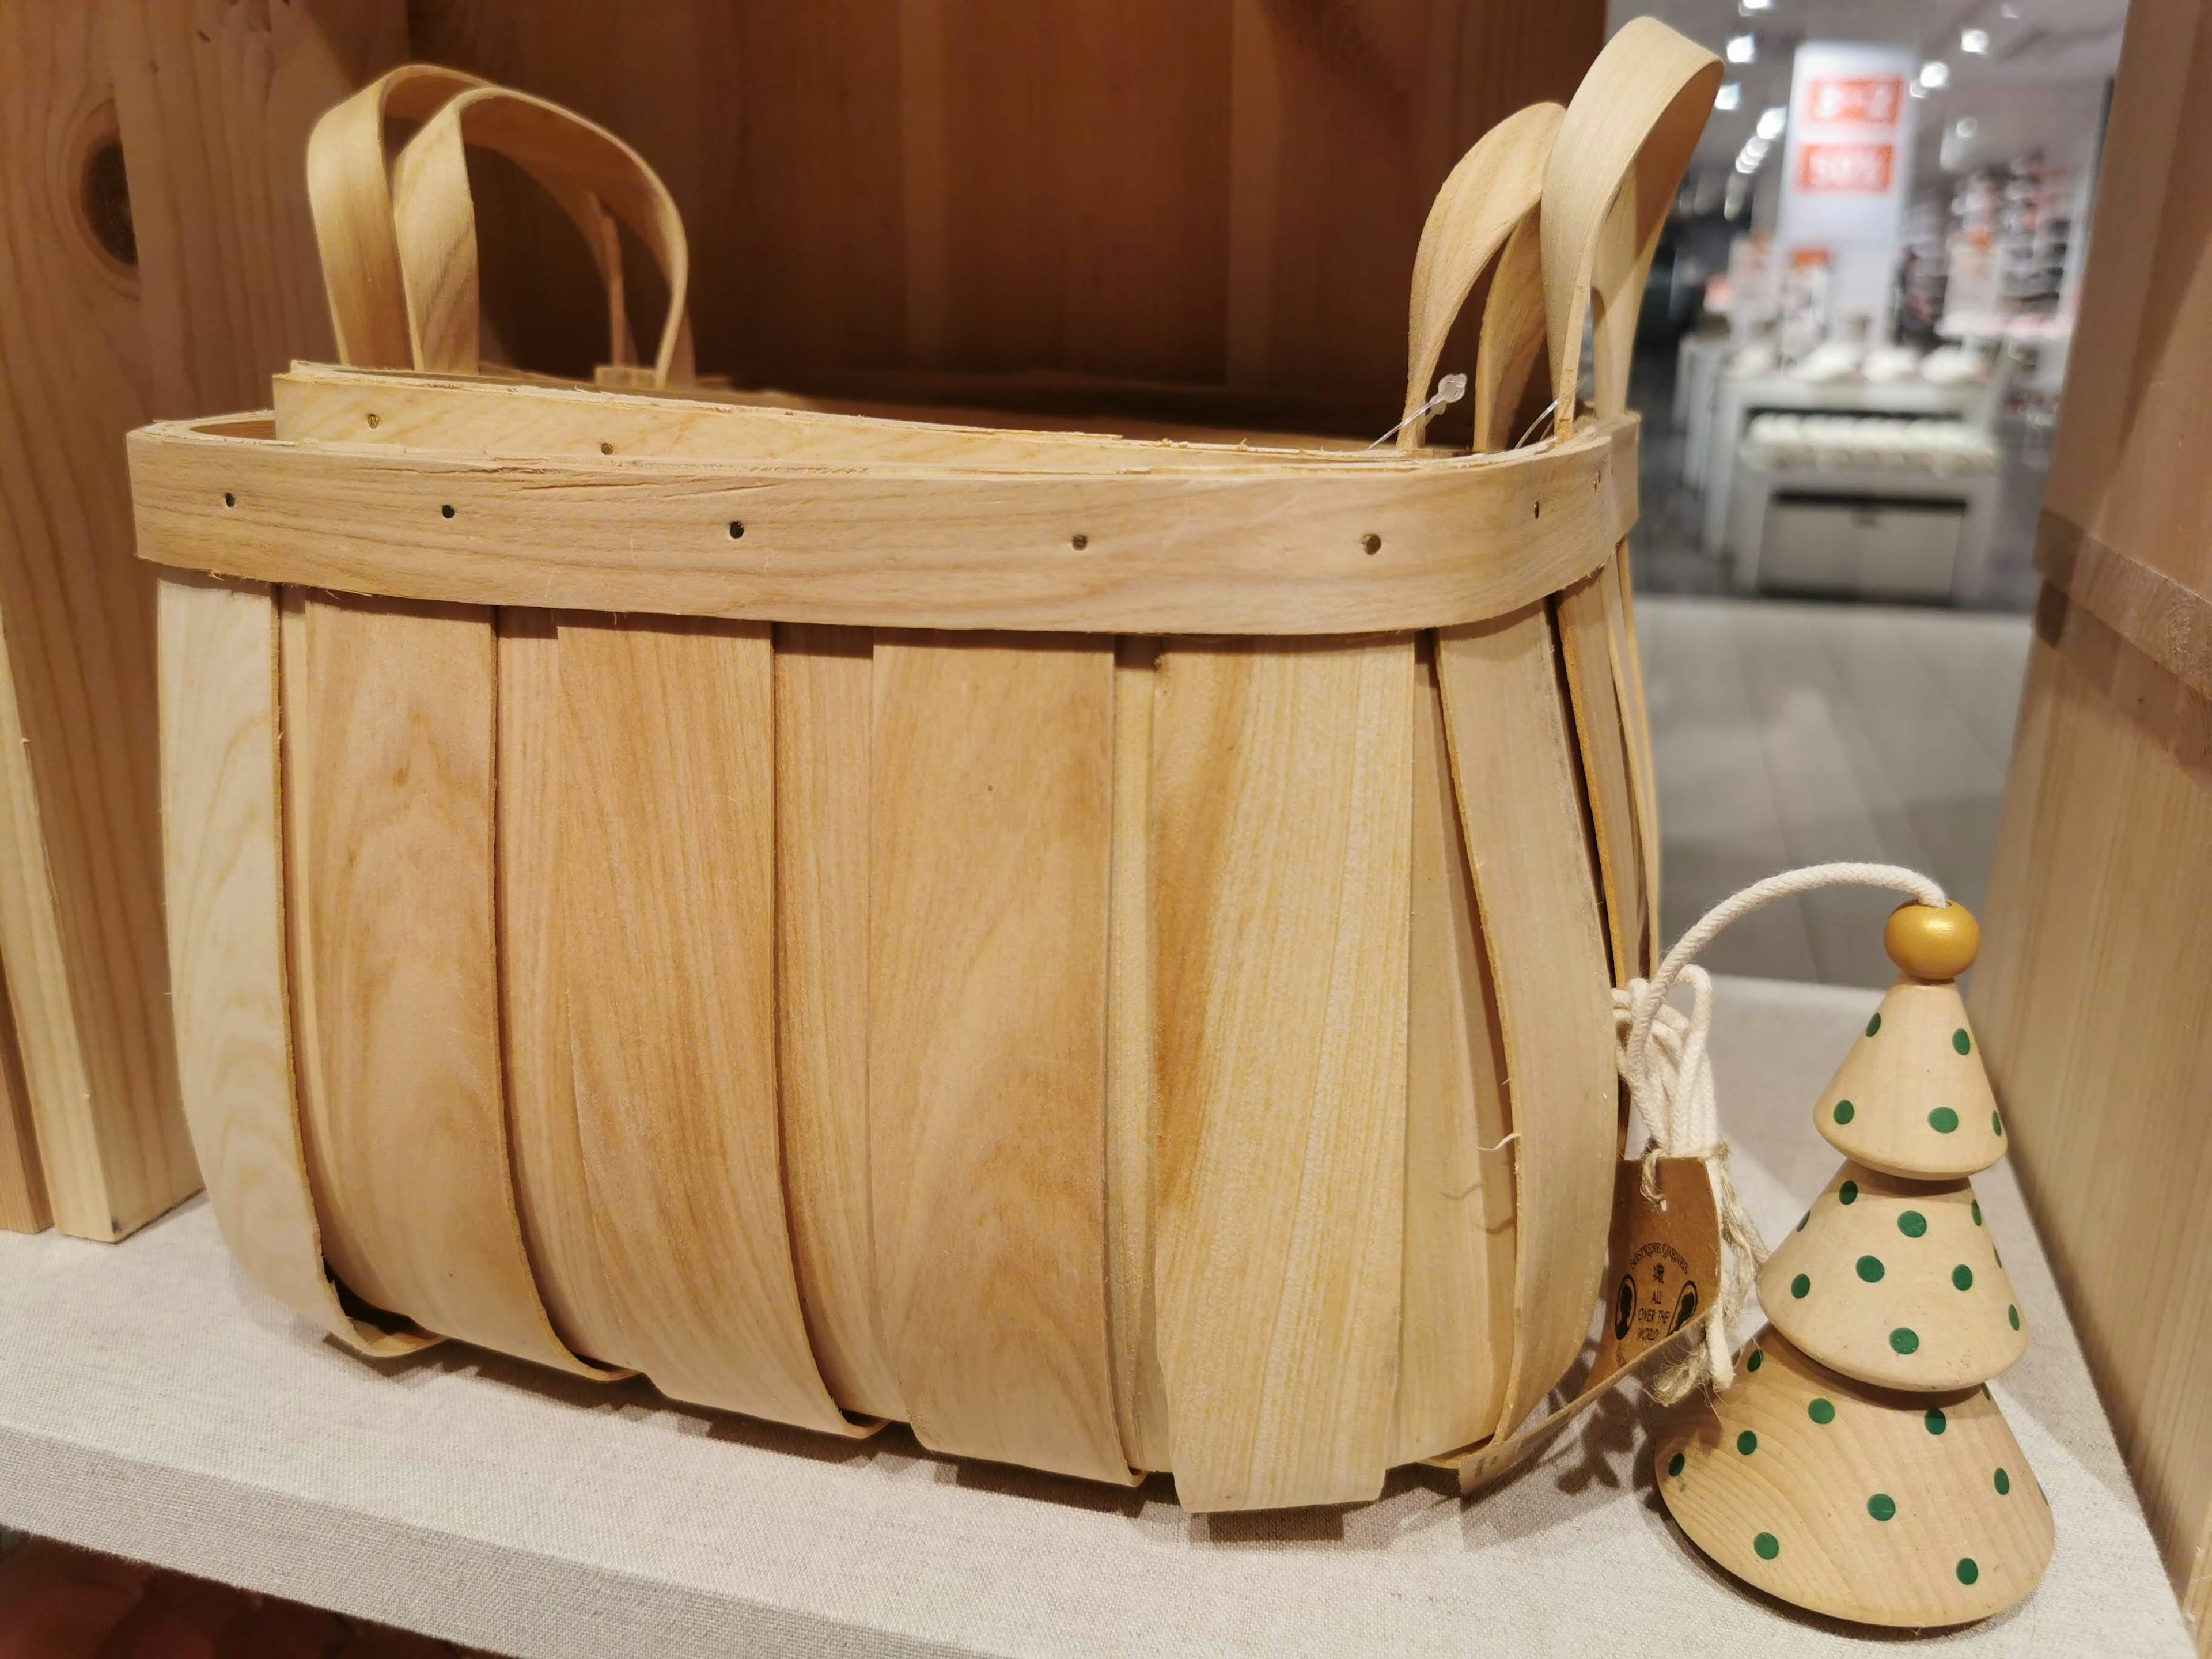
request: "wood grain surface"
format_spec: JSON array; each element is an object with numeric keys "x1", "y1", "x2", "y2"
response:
[
  {"x1": 0, "y1": 960, "x2": 45, "y2": 1234},
  {"x1": 868, "y1": 633, "x2": 1130, "y2": 1483},
  {"x1": 775, "y1": 623, "x2": 905, "y2": 1422},
  {"x1": 158, "y1": 573, "x2": 430, "y2": 1354},
  {"x1": 127, "y1": 413, "x2": 1638, "y2": 634},
  {"x1": 1151, "y1": 636, "x2": 1412, "y2": 1509},
  {"x1": 279, "y1": 588, "x2": 593, "y2": 1374},
  {"x1": 551, "y1": 614, "x2": 858, "y2": 1430},
  {"x1": 1433, "y1": 605, "x2": 1616, "y2": 1460},
  {"x1": 1657, "y1": 1327, "x2": 2054, "y2": 1627}
]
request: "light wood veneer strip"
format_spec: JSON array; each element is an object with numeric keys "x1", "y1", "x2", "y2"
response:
[
  {"x1": 1556, "y1": 569, "x2": 1646, "y2": 985},
  {"x1": 1151, "y1": 637, "x2": 1413, "y2": 1509},
  {"x1": 279, "y1": 588, "x2": 601, "y2": 1375},
  {"x1": 1435, "y1": 605, "x2": 1617, "y2": 1453},
  {"x1": 775, "y1": 624, "x2": 905, "y2": 1422},
  {"x1": 552, "y1": 615, "x2": 860, "y2": 1430},
  {"x1": 0, "y1": 955, "x2": 44, "y2": 1233},
  {"x1": 868, "y1": 634, "x2": 1131, "y2": 1483},
  {"x1": 126, "y1": 415, "x2": 1639, "y2": 635},
  {"x1": 157, "y1": 573, "x2": 430, "y2": 1355}
]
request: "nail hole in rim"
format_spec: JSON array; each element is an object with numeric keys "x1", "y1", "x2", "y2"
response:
[
  {"x1": 600, "y1": 441, "x2": 613, "y2": 454},
  {"x1": 441, "y1": 503, "x2": 456, "y2": 519},
  {"x1": 1071, "y1": 532, "x2": 1089, "y2": 550},
  {"x1": 1361, "y1": 532, "x2": 1382, "y2": 555},
  {"x1": 728, "y1": 521, "x2": 745, "y2": 539},
  {"x1": 222, "y1": 491, "x2": 235, "y2": 508}
]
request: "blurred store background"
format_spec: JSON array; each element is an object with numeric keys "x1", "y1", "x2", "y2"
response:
[{"x1": 1610, "y1": 0, "x2": 2124, "y2": 983}]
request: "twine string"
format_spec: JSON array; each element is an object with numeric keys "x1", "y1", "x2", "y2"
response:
[{"x1": 1615, "y1": 862, "x2": 1948, "y2": 1400}]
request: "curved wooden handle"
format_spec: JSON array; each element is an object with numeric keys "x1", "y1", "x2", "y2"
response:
[
  {"x1": 391, "y1": 86, "x2": 696, "y2": 388},
  {"x1": 305, "y1": 67, "x2": 647, "y2": 376},
  {"x1": 1541, "y1": 18, "x2": 1722, "y2": 435},
  {"x1": 1398, "y1": 104, "x2": 1562, "y2": 452}
]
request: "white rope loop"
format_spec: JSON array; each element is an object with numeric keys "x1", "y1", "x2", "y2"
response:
[{"x1": 1616, "y1": 862, "x2": 1946, "y2": 1399}]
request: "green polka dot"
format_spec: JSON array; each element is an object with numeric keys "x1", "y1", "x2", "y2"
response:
[
  {"x1": 1956, "y1": 1558, "x2": 1979, "y2": 1586},
  {"x1": 2009, "y1": 1304, "x2": 2021, "y2": 1331},
  {"x1": 1898, "y1": 1210, "x2": 1928, "y2": 1238},
  {"x1": 1668, "y1": 1450, "x2": 1685, "y2": 1477},
  {"x1": 1808, "y1": 1397, "x2": 1835, "y2": 1425},
  {"x1": 1972, "y1": 1200, "x2": 1983, "y2": 1226},
  {"x1": 1925, "y1": 1407, "x2": 1948, "y2": 1435},
  {"x1": 1747, "y1": 1348, "x2": 1764, "y2": 1372},
  {"x1": 1791, "y1": 1273, "x2": 1812, "y2": 1300},
  {"x1": 1994, "y1": 1468, "x2": 2010, "y2": 1495},
  {"x1": 1953, "y1": 1264, "x2": 1974, "y2": 1291},
  {"x1": 1866, "y1": 1012, "x2": 1883, "y2": 1037},
  {"x1": 1993, "y1": 1110, "x2": 2005, "y2": 1137},
  {"x1": 1754, "y1": 1531, "x2": 1780, "y2": 1560},
  {"x1": 1833, "y1": 1100, "x2": 1855, "y2": 1125},
  {"x1": 1867, "y1": 1493, "x2": 1897, "y2": 1522},
  {"x1": 1929, "y1": 1107, "x2": 1960, "y2": 1134},
  {"x1": 1891, "y1": 1327, "x2": 1920, "y2": 1354},
  {"x1": 1737, "y1": 1430, "x2": 1758, "y2": 1455},
  {"x1": 1857, "y1": 1255, "x2": 1886, "y2": 1283},
  {"x1": 1953, "y1": 1028, "x2": 1972, "y2": 1055},
  {"x1": 1839, "y1": 1180, "x2": 1859, "y2": 1205},
  {"x1": 1796, "y1": 1210, "x2": 1809, "y2": 1232}
]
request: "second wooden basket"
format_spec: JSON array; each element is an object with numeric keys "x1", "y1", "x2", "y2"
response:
[{"x1": 134, "y1": 21, "x2": 1717, "y2": 1510}]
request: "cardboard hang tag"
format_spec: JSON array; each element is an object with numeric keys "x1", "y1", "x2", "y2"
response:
[{"x1": 1434, "y1": 1156, "x2": 1724, "y2": 1494}]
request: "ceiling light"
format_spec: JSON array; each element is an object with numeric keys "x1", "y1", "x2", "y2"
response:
[
  {"x1": 1739, "y1": 0, "x2": 1774, "y2": 13},
  {"x1": 1954, "y1": 116, "x2": 1980, "y2": 138},
  {"x1": 1716, "y1": 81, "x2": 1743, "y2": 111},
  {"x1": 1960, "y1": 27, "x2": 1990, "y2": 53},
  {"x1": 1919, "y1": 59, "x2": 1951, "y2": 89},
  {"x1": 1910, "y1": 82, "x2": 1928, "y2": 98},
  {"x1": 1727, "y1": 33, "x2": 1757, "y2": 62},
  {"x1": 1756, "y1": 105, "x2": 1787, "y2": 140}
]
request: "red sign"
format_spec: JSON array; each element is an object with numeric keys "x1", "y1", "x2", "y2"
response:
[
  {"x1": 1797, "y1": 143, "x2": 1895, "y2": 194},
  {"x1": 1805, "y1": 75, "x2": 1904, "y2": 127}
]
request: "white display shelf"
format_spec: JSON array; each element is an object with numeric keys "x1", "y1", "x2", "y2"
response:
[{"x1": 0, "y1": 976, "x2": 2192, "y2": 1657}]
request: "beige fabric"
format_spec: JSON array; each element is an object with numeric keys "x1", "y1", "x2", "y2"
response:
[{"x1": 0, "y1": 976, "x2": 2191, "y2": 1656}]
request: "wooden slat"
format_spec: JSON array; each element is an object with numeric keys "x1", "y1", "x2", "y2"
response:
[
  {"x1": 1105, "y1": 635, "x2": 1172, "y2": 1472},
  {"x1": 279, "y1": 589, "x2": 596, "y2": 1374},
  {"x1": 775, "y1": 624, "x2": 904, "y2": 1421},
  {"x1": 497, "y1": 606, "x2": 626, "y2": 1364},
  {"x1": 1392, "y1": 636, "x2": 1513, "y2": 1461},
  {"x1": 868, "y1": 632, "x2": 1127, "y2": 1483},
  {"x1": 126, "y1": 414, "x2": 1639, "y2": 635},
  {"x1": 1151, "y1": 636, "x2": 1413, "y2": 1509},
  {"x1": 1557, "y1": 569, "x2": 1649, "y2": 984},
  {"x1": 551, "y1": 615, "x2": 858, "y2": 1430},
  {"x1": 1435, "y1": 604, "x2": 1616, "y2": 1451},
  {"x1": 157, "y1": 573, "x2": 429, "y2": 1354}
]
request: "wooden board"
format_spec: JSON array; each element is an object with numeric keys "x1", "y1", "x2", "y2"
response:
[
  {"x1": 1974, "y1": 590, "x2": 2212, "y2": 1646},
  {"x1": 403, "y1": 0, "x2": 1603, "y2": 433},
  {"x1": 1392, "y1": 637, "x2": 1514, "y2": 1461},
  {"x1": 775, "y1": 623, "x2": 904, "y2": 1422},
  {"x1": 126, "y1": 412, "x2": 1639, "y2": 634},
  {"x1": 1150, "y1": 636, "x2": 1413, "y2": 1509},
  {"x1": 552, "y1": 614, "x2": 858, "y2": 1430},
  {"x1": 868, "y1": 633, "x2": 1129, "y2": 1484},
  {"x1": 157, "y1": 573, "x2": 430, "y2": 1355},
  {"x1": 1434, "y1": 604, "x2": 1616, "y2": 1453},
  {"x1": 279, "y1": 588, "x2": 595, "y2": 1374}
]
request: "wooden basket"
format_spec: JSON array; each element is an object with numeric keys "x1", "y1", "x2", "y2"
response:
[{"x1": 133, "y1": 22, "x2": 1717, "y2": 1511}]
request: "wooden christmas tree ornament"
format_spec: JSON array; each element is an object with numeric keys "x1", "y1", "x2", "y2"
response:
[{"x1": 1657, "y1": 901, "x2": 2054, "y2": 1626}]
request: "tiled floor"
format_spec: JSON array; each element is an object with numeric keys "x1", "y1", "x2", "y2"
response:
[{"x1": 1635, "y1": 594, "x2": 2033, "y2": 987}]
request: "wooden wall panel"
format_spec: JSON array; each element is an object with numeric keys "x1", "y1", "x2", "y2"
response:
[
  {"x1": 403, "y1": 0, "x2": 1604, "y2": 433},
  {"x1": 1975, "y1": 0, "x2": 2212, "y2": 1641}
]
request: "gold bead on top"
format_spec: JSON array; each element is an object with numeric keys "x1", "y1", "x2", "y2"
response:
[{"x1": 1884, "y1": 903, "x2": 1980, "y2": 982}]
